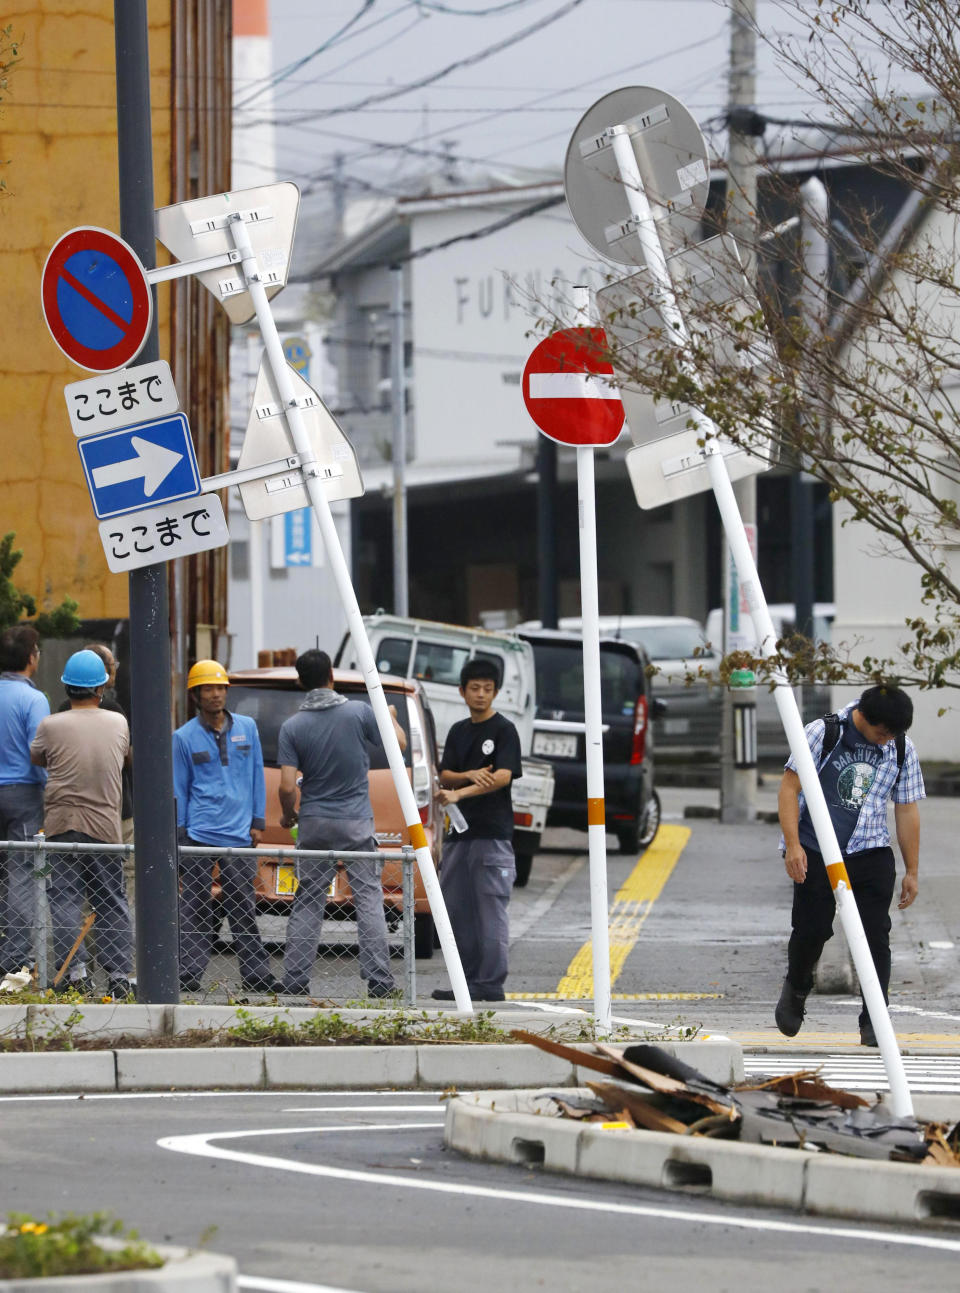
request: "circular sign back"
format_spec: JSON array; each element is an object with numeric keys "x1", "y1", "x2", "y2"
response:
[
  {"x1": 563, "y1": 86, "x2": 709, "y2": 266},
  {"x1": 522, "y1": 327, "x2": 624, "y2": 448},
  {"x1": 41, "y1": 226, "x2": 153, "y2": 372}
]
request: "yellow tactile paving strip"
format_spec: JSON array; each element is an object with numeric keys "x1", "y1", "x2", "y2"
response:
[
  {"x1": 506, "y1": 991, "x2": 723, "y2": 1001},
  {"x1": 552, "y1": 824, "x2": 691, "y2": 1000}
]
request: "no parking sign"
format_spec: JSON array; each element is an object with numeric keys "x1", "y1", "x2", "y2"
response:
[{"x1": 41, "y1": 226, "x2": 153, "y2": 372}]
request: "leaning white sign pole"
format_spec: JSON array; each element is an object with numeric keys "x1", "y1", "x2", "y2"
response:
[
  {"x1": 605, "y1": 124, "x2": 913, "y2": 1118},
  {"x1": 226, "y1": 212, "x2": 472, "y2": 1014},
  {"x1": 572, "y1": 285, "x2": 613, "y2": 1038}
]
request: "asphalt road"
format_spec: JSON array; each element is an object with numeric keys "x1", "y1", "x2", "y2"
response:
[{"x1": 5, "y1": 1090, "x2": 960, "y2": 1293}]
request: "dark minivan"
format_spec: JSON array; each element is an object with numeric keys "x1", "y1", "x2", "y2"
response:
[{"x1": 517, "y1": 629, "x2": 663, "y2": 855}]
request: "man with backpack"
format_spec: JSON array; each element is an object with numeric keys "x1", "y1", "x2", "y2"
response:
[{"x1": 775, "y1": 684, "x2": 924, "y2": 1046}]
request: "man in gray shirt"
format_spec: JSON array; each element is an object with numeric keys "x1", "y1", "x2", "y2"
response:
[{"x1": 277, "y1": 649, "x2": 406, "y2": 998}]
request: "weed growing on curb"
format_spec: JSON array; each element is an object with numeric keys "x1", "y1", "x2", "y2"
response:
[
  {"x1": 0, "y1": 1213, "x2": 163, "y2": 1279},
  {"x1": 221, "y1": 1007, "x2": 509, "y2": 1046}
]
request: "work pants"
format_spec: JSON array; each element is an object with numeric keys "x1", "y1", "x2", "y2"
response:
[
  {"x1": 787, "y1": 844, "x2": 896, "y2": 1028},
  {"x1": 0, "y1": 782, "x2": 45, "y2": 971},
  {"x1": 178, "y1": 841, "x2": 273, "y2": 985},
  {"x1": 47, "y1": 831, "x2": 133, "y2": 979},
  {"x1": 439, "y1": 836, "x2": 515, "y2": 999},
  {"x1": 283, "y1": 816, "x2": 394, "y2": 993}
]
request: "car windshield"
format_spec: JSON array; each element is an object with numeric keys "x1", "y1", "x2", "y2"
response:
[
  {"x1": 411, "y1": 642, "x2": 503, "y2": 688},
  {"x1": 618, "y1": 624, "x2": 707, "y2": 660},
  {"x1": 228, "y1": 685, "x2": 411, "y2": 770},
  {"x1": 531, "y1": 643, "x2": 641, "y2": 715}
]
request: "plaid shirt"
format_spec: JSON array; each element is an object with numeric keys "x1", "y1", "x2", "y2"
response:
[{"x1": 784, "y1": 700, "x2": 925, "y2": 855}]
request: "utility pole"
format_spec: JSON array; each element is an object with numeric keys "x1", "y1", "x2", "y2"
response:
[
  {"x1": 114, "y1": 0, "x2": 179, "y2": 1001},
  {"x1": 721, "y1": 0, "x2": 760, "y2": 824},
  {"x1": 390, "y1": 264, "x2": 409, "y2": 617}
]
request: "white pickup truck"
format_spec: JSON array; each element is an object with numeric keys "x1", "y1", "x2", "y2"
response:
[{"x1": 336, "y1": 614, "x2": 555, "y2": 886}]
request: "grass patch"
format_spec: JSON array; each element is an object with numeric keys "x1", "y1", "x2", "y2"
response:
[{"x1": 0, "y1": 1213, "x2": 163, "y2": 1280}]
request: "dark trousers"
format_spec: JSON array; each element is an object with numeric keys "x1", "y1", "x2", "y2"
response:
[
  {"x1": 48, "y1": 831, "x2": 133, "y2": 978},
  {"x1": 787, "y1": 845, "x2": 895, "y2": 1026},
  {"x1": 178, "y1": 840, "x2": 272, "y2": 984},
  {"x1": 0, "y1": 782, "x2": 45, "y2": 970}
]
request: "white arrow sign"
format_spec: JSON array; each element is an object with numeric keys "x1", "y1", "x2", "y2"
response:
[{"x1": 91, "y1": 436, "x2": 184, "y2": 497}]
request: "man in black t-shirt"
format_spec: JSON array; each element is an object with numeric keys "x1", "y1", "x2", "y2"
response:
[{"x1": 430, "y1": 659, "x2": 523, "y2": 1003}]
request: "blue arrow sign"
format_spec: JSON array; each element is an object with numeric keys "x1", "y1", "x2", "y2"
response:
[
  {"x1": 283, "y1": 507, "x2": 312, "y2": 565},
  {"x1": 77, "y1": 413, "x2": 201, "y2": 520}
]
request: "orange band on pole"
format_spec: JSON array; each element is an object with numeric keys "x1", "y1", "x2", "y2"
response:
[
  {"x1": 587, "y1": 797, "x2": 605, "y2": 826},
  {"x1": 408, "y1": 823, "x2": 428, "y2": 852},
  {"x1": 826, "y1": 860, "x2": 850, "y2": 889}
]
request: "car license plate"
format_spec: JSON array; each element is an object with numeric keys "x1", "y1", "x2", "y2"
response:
[
  {"x1": 533, "y1": 731, "x2": 577, "y2": 758},
  {"x1": 275, "y1": 865, "x2": 299, "y2": 896}
]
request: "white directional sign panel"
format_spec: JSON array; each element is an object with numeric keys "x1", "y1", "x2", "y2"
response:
[
  {"x1": 154, "y1": 182, "x2": 300, "y2": 325},
  {"x1": 98, "y1": 494, "x2": 229, "y2": 573},
  {"x1": 77, "y1": 413, "x2": 201, "y2": 520},
  {"x1": 64, "y1": 360, "x2": 179, "y2": 438},
  {"x1": 237, "y1": 359, "x2": 363, "y2": 521}
]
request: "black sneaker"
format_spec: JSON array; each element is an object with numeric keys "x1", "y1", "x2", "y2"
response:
[
  {"x1": 775, "y1": 978, "x2": 809, "y2": 1037},
  {"x1": 860, "y1": 1019, "x2": 879, "y2": 1047},
  {"x1": 241, "y1": 976, "x2": 284, "y2": 994},
  {"x1": 366, "y1": 981, "x2": 397, "y2": 999},
  {"x1": 430, "y1": 988, "x2": 456, "y2": 1001},
  {"x1": 108, "y1": 977, "x2": 132, "y2": 1000}
]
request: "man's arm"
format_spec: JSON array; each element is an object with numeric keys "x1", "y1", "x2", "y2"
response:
[
  {"x1": 388, "y1": 704, "x2": 407, "y2": 753},
  {"x1": 249, "y1": 723, "x2": 266, "y2": 846},
  {"x1": 439, "y1": 766, "x2": 497, "y2": 790},
  {"x1": 779, "y1": 769, "x2": 807, "y2": 883},
  {"x1": 171, "y1": 733, "x2": 191, "y2": 832},
  {"x1": 278, "y1": 765, "x2": 299, "y2": 829},
  {"x1": 438, "y1": 768, "x2": 511, "y2": 806},
  {"x1": 894, "y1": 800, "x2": 920, "y2": 908}
]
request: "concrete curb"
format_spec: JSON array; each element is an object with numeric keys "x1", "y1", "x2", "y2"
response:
[
  {"x1": 444, "y1": 1088, "x2": 960, "y2": 1227},
  {"x1": 0, "y1": 1036, "x2": 742, "y2": 1093},
  {"x1": 0, "y1": 1237, "x2": 236, "y2": 1293}
]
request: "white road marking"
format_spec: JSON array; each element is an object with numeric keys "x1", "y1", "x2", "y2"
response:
[
  {"x1": 0, "y1": 1091, "x2": 443, "y2": 1104},
  {"x1": 160, "y1": 1124, "x2": 960, "y2": 1254},
  {"x1": 239, "y1": 1278, "x2": 361, "y2": 1293},
  {"x1": 282, "y1": 1105, "x2": 443, "y2": 1114}
]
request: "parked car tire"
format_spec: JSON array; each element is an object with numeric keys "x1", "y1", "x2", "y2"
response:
[
  {"x1": 514, "y1": 849, "x2": 534, "y2": 888},
  {"x1": 414, "y1": 912, "x2": 435, "y2": 959},
  {"x1": 616, "y1": 821, "x2": 641, "y2": 855},
  {"x1": 638, "y1": 788, "x2": 661, "y2": 849}
]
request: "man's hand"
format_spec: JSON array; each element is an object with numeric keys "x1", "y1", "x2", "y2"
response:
[
  {"x1": 464, "y1": 765, "x2": 496, "y2": 789},
  {"x1": 898, "y1": 873, "x2": 919, "y2": 909},
  {"x1": 250, "y1": 828, "x2": 263, "y2": 847},
  {"x1": 279, "y1": 813, "x2": 298, "y2": 831},
  {"x1": 784, "y1": 842, "x2": 808, "y2": 884},
  {"x1": 436, "y1": 787, "x2": 460, "y2": 807}
]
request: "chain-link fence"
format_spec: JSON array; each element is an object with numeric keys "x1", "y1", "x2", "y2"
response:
[{"x1": 0, "y1": 838, "x2": 417, "y2": 1004}]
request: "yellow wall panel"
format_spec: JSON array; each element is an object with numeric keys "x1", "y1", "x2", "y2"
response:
[{"x1": 0, "y1": 0, "x2": 172, "y2": 622}]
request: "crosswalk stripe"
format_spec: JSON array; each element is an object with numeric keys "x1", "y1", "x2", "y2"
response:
[{"x1": 743, "y1": 1053, "x2": 960, "y2": 1093}]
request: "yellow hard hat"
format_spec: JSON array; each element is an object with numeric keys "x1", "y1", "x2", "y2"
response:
[{"x1": 187, "y1": 659, "x2": 230, "y2": 689}]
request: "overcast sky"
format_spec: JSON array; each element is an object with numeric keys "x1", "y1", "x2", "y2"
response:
[{"x1": 232, "y1": 0, "x2": 846, "y2": 198}]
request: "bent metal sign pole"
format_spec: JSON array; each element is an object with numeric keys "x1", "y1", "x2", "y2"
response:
[
  {"x1": 567, "y1": 90, "x2": 913, "y2": 1117},
  {"x1": 522, "y1": 301, "x2": 626, "y2": 1037},
  {"x1": 224, "y1": 212, "x2": 472, "y2": 1014}
]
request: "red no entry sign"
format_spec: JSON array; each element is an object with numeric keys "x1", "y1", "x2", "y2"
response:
[
  {"x1": 41, "y1": 226, "x2": 153, "y2": 372},
  {"x1": 522, "y1": 326, "x2": 624, "y2": 447}
]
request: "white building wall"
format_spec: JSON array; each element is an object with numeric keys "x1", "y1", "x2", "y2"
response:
[{"x1": 831, "y1": 204, "x2": 960, "y2": 760}]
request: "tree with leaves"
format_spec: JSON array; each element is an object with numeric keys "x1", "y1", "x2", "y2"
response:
[
  {"x1": 0, "y1": 534, "x2": 79, "y2": 638},
  {"x1": 591, "y1": 0, "x2": 960, "y2": 696}
]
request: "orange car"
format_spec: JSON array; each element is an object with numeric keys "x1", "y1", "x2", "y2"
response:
[{"x1": 226, "y1": 665, "x2": 442, "y2": 958}]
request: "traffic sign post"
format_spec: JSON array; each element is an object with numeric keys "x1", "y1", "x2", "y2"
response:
[
  {"x1": 213, "y1": 205, "x2": 472, "y2": 1013},
  {"x1": 41, "y1": 226, "x2": 153, "y2": 372},
  {"x1": 522, "y1": 302, "x2": 625, "y2": 1038},
  {"x1": 564, "y1": 86, "x2": 915, "y2": 1119},
  {"x1": 77, "y1": 413, "x2": 201, "y2": 519}
]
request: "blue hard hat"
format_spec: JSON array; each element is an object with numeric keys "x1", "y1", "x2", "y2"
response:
[{"x1": 61, "y1": 649, "x2": 109, "y2": 688}]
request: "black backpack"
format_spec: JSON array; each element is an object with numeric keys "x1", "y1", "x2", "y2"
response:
[{"x1": 821, "y1": 712, "x2": 905, "y2": 785}]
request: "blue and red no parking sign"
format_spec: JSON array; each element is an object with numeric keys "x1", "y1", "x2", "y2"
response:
[{"x1": 41, "y1": 226, "x2": 153, "y2": 372}]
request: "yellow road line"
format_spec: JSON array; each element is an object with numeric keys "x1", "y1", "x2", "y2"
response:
[
  {"x1": 554, "y1": 823, "x2": 691, "y2": 1000},
  {"x1": 506, "y1": 992, "x2": 724, "y2": 1001},
  {"x1": 727, "y1": 1030, "x2": 960, "y2": 1050}
]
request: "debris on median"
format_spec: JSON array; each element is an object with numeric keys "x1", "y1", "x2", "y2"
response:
[{"x1": 511, "y1": 1030, "x2": 960, "y2": 1166}]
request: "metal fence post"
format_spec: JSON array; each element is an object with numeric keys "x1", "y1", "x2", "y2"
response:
[
  {"x1": 402, "y1": 848, "x2": 416, "y2": 1007},
  {"x1": 33, "y1": 834, "x2": 48, "y2": 990}
]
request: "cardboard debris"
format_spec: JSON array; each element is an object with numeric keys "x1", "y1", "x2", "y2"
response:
[{"x1": 513, "y1": 1032, "x2": 958, "y2": 1165}]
